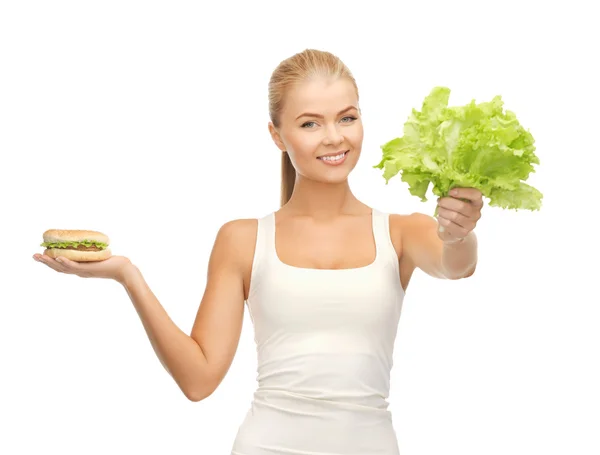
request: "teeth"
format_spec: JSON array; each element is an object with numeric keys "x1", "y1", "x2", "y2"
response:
[{"x1": 321, "y1": 152, "x2": 346, "y2": 161}]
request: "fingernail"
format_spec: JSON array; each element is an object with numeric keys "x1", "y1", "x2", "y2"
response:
[{"x1": 56, "y1": 258, "x2": 62, "y2": 263}]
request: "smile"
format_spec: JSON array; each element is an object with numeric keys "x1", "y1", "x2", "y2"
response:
[{"x1": 317, "y1": 151, "x2": 349, "y2": 166}]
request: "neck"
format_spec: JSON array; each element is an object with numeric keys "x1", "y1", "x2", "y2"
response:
[{"x1": 284, "y1": 176, "x2": 360, "y2": 218}]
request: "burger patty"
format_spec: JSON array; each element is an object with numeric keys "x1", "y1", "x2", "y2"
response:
[{"x1": 54, "y1": 245, "x2": 104, "y2": 251}]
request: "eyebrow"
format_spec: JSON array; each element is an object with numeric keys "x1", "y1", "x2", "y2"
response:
[{"x1": 295, "y1": 105, "x2": 358, "y2": 121}]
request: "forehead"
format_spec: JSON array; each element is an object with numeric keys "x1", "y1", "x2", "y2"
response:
[{"x1": 283, "y1": 77, "x2": 357, "y2": 117}]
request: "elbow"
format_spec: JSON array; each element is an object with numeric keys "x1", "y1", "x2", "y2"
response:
[
  {"x1": 184, "y1": 385, "x2": 215, "y2": 402},
  {"x1": 186, "y1": 392, "x2": 208, "y2": 403},
  {"x1": 182, "y1": 349, "x2": 219, "y2": 402},
  {"x1": 183, "y1": 374, "x2": 218, "y2": 402},
  {"x1": 457, "y1": 263, "x2": 477, "y2": 280},
  {"x1": 443, "y1": 262, "x2": 477, "y2": 280},
  {"x1": 463, "y1": 263, "x2": 477, "y2": 278}
]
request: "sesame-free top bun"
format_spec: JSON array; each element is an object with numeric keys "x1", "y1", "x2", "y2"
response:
[
  {"x1": 43, "y1": 229, "x2": 110, "y2": 245},
  {"x1": 44, "y1": 247, "x2": 112, "y2": 262}
]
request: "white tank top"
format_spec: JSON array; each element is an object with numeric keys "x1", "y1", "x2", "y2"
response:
[{"x1": 231, "y1": 208, "x2": 406, "y2": 455}]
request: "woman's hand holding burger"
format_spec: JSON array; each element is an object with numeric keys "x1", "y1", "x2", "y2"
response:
[
  {"x1": 33, "y1": 253, "x2": 134, "y2": 284},
  {"x1": 33, "y1": 229, "x2": 135, "y2": 284}
]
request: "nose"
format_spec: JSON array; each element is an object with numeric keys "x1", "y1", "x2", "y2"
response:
[{"x1": 323, "y1": 124, "x2": 344, "y2": 146}]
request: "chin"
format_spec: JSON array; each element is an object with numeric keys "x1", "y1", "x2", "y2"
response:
[
  {"x1": 321, "y1": 172, "x2": 351, "y2": 184},
  {"x1": 314, "y1": 165, "x2": 356, "y2": 184}
]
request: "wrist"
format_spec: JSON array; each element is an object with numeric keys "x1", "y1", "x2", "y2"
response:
[
  {"x1": 443, "y1": 230, "x2": 476, "y2": 248},
  {"x1": 443, "y1": 236, "x2": 466, "y2": 246},
  {"x1": 117, "y1": 263, "x2": 141, "y2": 288}
]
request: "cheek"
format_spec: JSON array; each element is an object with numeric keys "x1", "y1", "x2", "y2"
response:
[
  {"x1": 285, "y1": 145, "x2": 314, "y2": 172},
  {"x1": 287, "y1": 134, "x2": 318, "y2": 160},
  {"x1": 352, "y1": 124, "x2": 364, "y2": 144},
  {"x1": 341, "y1": 123, "x2": 364, "y2": 149}
]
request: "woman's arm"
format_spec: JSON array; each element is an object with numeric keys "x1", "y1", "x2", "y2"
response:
[
  {"x1": 119, "y1": 219, "x2": 255, "y2": 401},
  {"x1": 397, "y1": 213, "x2": 477, "y2": 280},
  {"x1": 394, "y1": 188, "x2": 482, "y2": 280}
]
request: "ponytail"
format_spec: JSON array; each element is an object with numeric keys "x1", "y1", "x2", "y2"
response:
[{"x1": 280, "y1": 151, "x2": 296, "y2": 207}]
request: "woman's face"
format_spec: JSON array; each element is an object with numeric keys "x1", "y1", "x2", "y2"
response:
[{"x1": 269, "y1": 77, "x2": 364, "y2": 184}]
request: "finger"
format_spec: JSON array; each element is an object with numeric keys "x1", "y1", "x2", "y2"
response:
[
  {"x1": 37, "y1": 255, "x2": 71, "y2": 273},
  {"x1": 55, "y1": 256, "x2": 101, "y2": 278},
  {"x1": 449, "y1": 187, "x2": 483, "y2": 206},
  {"x1": 437, "y1": 215, "x2": 470, "y2": 239},
  {"x1": 449, "y1": 187, "x2": 482, "y2": 200},
  {"x1": 437, "y1": 207, "x2": 476, "y2": 230},
  {"x1": 55, "y1": 256, "x2": 77, "y2": 268},
  {"x1": 438, "y1": 196, "x2": 477, "y2": 218},
  {"x1": 54, "y1": 256, "x2": 92, "y2": 276}
]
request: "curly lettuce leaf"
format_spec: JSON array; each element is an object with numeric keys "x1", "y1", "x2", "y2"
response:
[
  {"x1": 374, "y1": 86, "x2": 543, "y2": 211},
  {"x1": 40, "y1": 240, "x2": 108, "y2": 249}
]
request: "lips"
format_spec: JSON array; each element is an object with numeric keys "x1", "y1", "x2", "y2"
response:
[
  {"x1": 317, "y1": 150, "x2": 349, "y2": 166},
  {"x1": 318, "y1": 150, "x2": 349, "y2": 159}
]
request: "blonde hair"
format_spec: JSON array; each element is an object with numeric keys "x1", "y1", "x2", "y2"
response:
[{"x1": 268, "y1": 49, "x2": 359, "y2": 207}]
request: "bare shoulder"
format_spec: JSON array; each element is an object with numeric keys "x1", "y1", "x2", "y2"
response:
[
  {"x1": 216, "y1": 218, "x2": 258, "y2": 243},
  {"x1": 213, "y1": 218, "x2": 258, "y2": 264},
  {"x1": 388, "y1": 211, "x2": 449, "y2": 280},
  {"x1": 389, "y1": 212, "x2": 437, "y2": 238},
  {"x1": 212, "y1": 218, "x2": 259, "y2": 299},
  {"x1": 389, "y1": 211, "x2": 436, "y2": 229},
  {"x1": 388, "y1": 211, "x2": 439, "y2": 264},
  {"x1": 384, "y1": 212, "x2": 438, "y2": 291}
]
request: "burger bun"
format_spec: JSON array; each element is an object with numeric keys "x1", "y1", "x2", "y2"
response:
[{"x1": 44, "y1": 247, "x2": 112, "y2": 262}]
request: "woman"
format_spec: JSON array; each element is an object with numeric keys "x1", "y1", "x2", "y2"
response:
[{"x1": 33, "y1": 49, "x2": 483, "y2": 454}]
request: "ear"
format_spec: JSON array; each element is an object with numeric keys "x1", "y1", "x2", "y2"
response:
[{"x1": 268, "y1": 122, "x2": 286, "y2": 152}]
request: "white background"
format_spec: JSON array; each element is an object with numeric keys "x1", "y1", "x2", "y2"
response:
[{"x1": 2, "y1": 1, "x2": 598, "y2": 454}]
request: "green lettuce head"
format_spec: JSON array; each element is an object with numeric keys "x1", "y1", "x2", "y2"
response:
[{"x1": 373, "y1": 86, "x2": 542, "y2": 213}]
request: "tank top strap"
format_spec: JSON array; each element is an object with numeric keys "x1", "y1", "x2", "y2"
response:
[
  {"x1": 372, "y1": 208, "x2": 400, "y2": 271},
  {"x1": 248, "y1": 213, "x2": 275, "y2": 297}
]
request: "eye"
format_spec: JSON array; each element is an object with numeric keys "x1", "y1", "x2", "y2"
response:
[{"x1": 301, "y1": 116, "x2": 357, "y2": 129}]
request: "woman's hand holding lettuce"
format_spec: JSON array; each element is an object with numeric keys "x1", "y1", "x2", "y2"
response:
[{"x1": 374, "y1": 86, "x2": 542, "y2": 216}]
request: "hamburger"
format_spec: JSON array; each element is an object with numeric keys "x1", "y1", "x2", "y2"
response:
[{"x1": 40, "y1": 229, "x2": 112, "y2": 262}]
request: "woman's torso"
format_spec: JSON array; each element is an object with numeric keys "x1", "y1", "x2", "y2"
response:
[{"x1": 231, "y1": 207, "x2": 410, "y2": 455}]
